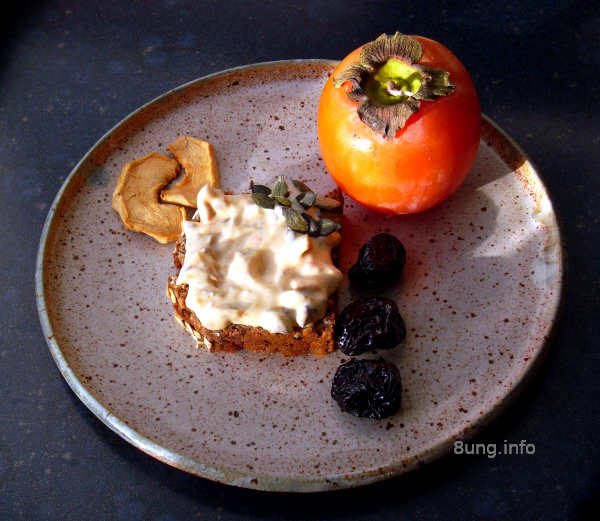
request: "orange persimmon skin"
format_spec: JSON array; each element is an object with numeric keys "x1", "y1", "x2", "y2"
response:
[{"x1": 317, "y1": 36, "x2": 481, "y2": 214}]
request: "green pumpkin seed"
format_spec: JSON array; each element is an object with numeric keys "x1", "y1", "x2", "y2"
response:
[
  {"x1": 302, "y1": 213, "x2": 320, "y2": 236},
  {"x1": 319, "y1": 218, "x2": 341, "y2": 236},
  {"x1": 252, "y1": 192, "x2": 275, "y2": 209},
  {"x1": 296, "y1": 191, "x2": 316, "y2": 208},
  {"x1": 251, "y1": 183, "x2": 271, "y2": 195},
  {"x1": 271, "y1": 175, "x2": 289, "y2": 198},
  {"x1": 283, "y1": 207, "x2": 308, "y2": 233},
  {"x1": 250, "y1": 176, "x2": 342, "y2": 236},
  {"x1": 273, "y1": 195, "x2": 291, "y2": 207}
]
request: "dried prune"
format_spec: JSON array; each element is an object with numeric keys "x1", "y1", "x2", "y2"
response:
[
  {"x1": 335, "y1": 297, "x2": 406, "y2": 355},
  {"x1": 349, "y1": 233, "x2": 406, "y2": 287},
  {"x1": 331, "y1": 358, "x2": 402, "y2": 419}
]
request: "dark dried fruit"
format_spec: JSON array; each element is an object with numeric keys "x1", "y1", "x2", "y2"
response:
[
  {"x1": 349, "y1": 233, "x2": 406, "y2": 287},
  {"x1": 331, "y1": 358, "x2": 402, "y2": 419},
  {"x1": 335, "y1": 297, "x2": 406, "y2": 355}
]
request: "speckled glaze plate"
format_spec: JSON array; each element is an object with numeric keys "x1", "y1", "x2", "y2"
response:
[{"x1": 36, "y1": 60, "x2": 563, "y2": 492}]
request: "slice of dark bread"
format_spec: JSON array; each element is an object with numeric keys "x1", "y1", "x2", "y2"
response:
[{"x1": 166, "y1": 188, "x2": 343, "y2": 356}]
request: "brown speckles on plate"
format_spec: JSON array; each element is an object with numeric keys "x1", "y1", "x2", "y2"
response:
[{"x1": 36, "y1": 60, "x2": 563, "y2": 492}]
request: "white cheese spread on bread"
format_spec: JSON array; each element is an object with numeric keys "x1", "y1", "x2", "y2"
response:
[{"x1": 176, "y1": 185, "x2": 342, "y2": 333}]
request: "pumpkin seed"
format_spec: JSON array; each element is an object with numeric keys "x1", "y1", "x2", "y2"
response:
[
  {"x1": 296, "y1": 191, "x2": 316, "y2": 208},
  {"x1": 292, "y1": 179, "x2": 313, "y2": 193},
  {"x1": 250, "y1": 176, "x2": 342, "y2": 235},
  {"x1": 319, "y1": 218, "x2": 341, "y2": 236},
  {"x1": 283, "y1": 207, "x2": 308, "y2": 233},
  {"x1": 251, "y1": 183, "x2": 271, "y2": 195},
  {"x1": 273, "y1": 195, "x2": 291, "y2": 207},
  {"x1": 315, "y1": 196, "x2": 341, "y2": 210},
  {"x1": 302, "y1": 213, "x2": 321, "y2": 237},
  {"x1": 271, "y1": 175, "x2": 289, "y2": 198},
  {"x1": 252, "y1": 192, "x2": 275, "y2": 209}
]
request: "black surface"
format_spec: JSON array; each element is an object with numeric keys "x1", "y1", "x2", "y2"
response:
[{"x1": 2, "y1": 1, "x2": 599, "y2": 520}]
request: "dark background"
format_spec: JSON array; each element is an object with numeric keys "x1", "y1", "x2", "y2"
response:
[{"x1": 1, "y1": 1, "x2": 599, "y2": 520}]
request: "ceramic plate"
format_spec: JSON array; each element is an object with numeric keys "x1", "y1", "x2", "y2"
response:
[{"x1": 36, "y1": 60, "x2": 563, "y2": 492}]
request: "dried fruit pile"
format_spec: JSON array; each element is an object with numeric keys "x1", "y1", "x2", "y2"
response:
[
  {"x1": 112, "y1": 135, "x2": 220, "y2": 243},
  {"x1": 331, "y1": 233, "x2": 407, "y2": 419}
]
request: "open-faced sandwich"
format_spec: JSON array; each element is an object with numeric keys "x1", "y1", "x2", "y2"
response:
[{"x1": 167, "y1": 179, "x2": 344, "y2": 356}]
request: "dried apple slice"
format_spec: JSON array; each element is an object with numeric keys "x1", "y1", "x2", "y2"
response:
[
  {"x1": 112, "y1": 152, "x2": 186, "y2": 243},
  {"x1": 160, "y1": 135, "x2": 220, "y2": 208}
]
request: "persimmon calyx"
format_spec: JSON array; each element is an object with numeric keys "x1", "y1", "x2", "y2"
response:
[{"x1": 333, "y1": 32, "x2": 455, "y2": 139}]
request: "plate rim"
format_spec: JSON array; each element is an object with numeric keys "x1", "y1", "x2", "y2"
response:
[{"x1": 35, "y1": 59, "x2": 565, "y2": 492}]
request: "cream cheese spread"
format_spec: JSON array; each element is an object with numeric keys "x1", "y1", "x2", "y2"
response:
[{"x1": 176, "y1": 185, "x2": 342, "y2": 333}]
